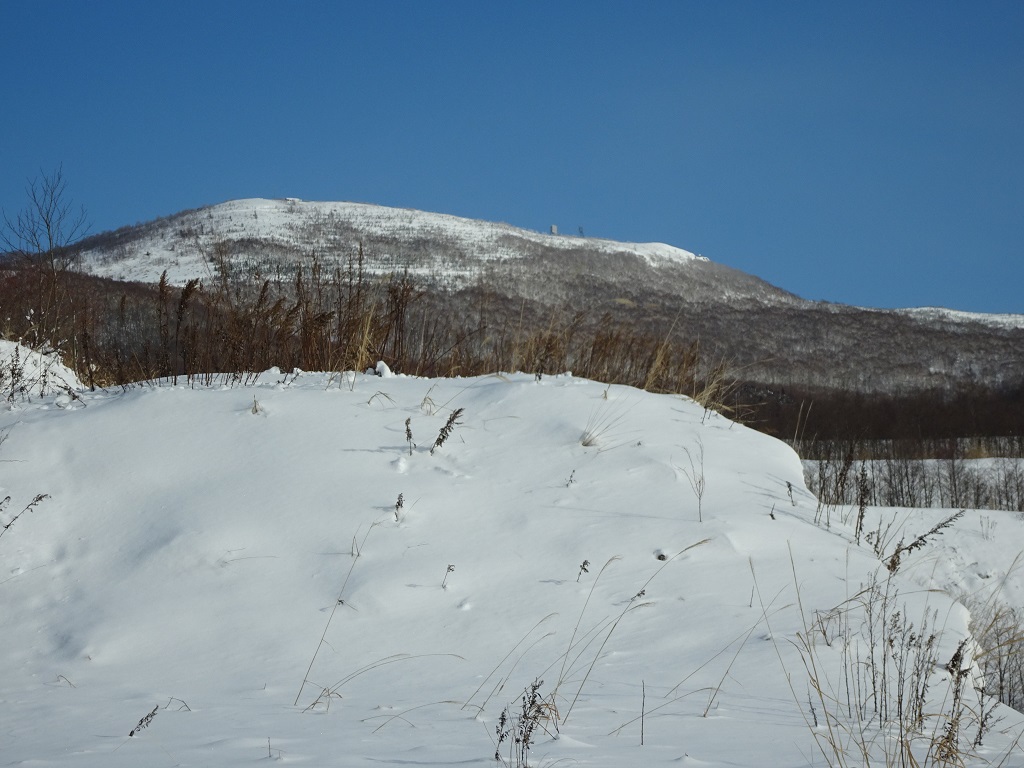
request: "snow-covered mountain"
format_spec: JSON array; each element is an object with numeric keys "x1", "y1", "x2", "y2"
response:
[
  {"x1": 77, "y1": 198, "x2": 801, "y2": 308},
  {"x1": 73, "y1": 199, "x2": 1024, "y2": 396},
  {"x1": 81, "y1": 198, "x2": 707, "y2": 285},
  {"x1": 2, "y1": 349, "x2": 1022, "y2": 766}
]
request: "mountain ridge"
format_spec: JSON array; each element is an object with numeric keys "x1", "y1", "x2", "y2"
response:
[
  {"x1": 71, "y1": 198, "x2": 1024, "y2": 400},
  {"x1": 79, "y1": 197, "x2": 708, "y2": 281},
  {"x1": 77, "y1": 197, "x2": 1022, "y2": 325}
]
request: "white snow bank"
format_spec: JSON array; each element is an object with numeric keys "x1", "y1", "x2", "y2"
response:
[
  {"x1": 0, "y1": 340, "x2": 85, "y2": 398},
  {"x1": 0, "y1": 371, "x2": 1019, "y2": 766}
]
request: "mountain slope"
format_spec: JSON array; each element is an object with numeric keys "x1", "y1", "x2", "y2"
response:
[
  {"x1": 74, "y1": 199, "x2": 1024, "y2": 398},
  {"x1": 77, "y1": 198, "x2": 801, "y2": 305}
]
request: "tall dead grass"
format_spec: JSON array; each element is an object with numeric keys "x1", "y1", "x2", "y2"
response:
[{"x1": 0, "y1": 250, "x2": 733, "y2": 406}]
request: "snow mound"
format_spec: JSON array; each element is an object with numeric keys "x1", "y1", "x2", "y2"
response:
[
  {"x1": 0, "y1": 371, "x2": 1020, "y2": 766},
  {"x1": 0, "y1": 340, "x2": 85, "y2": 398}
]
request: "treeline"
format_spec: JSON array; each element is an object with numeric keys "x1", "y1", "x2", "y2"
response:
[
  {"x1": 803, "y1": 436, "x2": 1024, "y2": 511},
  {"x1": 0, "y1": 255, "x2": 731, "y2": 407},
  {"x1": 746, "y1": 383, "x2": 1024, "y2": 444}
]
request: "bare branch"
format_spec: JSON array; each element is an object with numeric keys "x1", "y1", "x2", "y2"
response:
[{"x1": 2, "y1": 165, "x2": 89, "y2": 274}]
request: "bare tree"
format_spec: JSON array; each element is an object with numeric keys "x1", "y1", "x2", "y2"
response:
[
  {"x1": 2, "y1": 165, "x2": 88, "y2": 276},
  {"x1": 1, "y1": 166, "x2": 89, "y2": 352}
]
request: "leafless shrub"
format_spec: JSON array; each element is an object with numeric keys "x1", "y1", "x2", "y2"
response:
[
  {"x1": 804, "y1": 441, "x2": 1024, "y2": 513},
  {"x1": 786, "y1": 562, "x2": 990, "y2": 768},
  {"x1": 494, "y1": 678, "x2": 557, "y2": 767}
]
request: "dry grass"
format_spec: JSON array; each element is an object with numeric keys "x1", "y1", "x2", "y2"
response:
[
  {"x1": 0, "y1": 253, "x2": 738, "y2": 414},
  {"x1": 774, "y1": 548, "x2": 1020, "y2": 768}
]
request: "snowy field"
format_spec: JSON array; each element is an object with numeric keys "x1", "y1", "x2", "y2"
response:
[{"x1": 2, "y1": 349, "x2": 1024, "y2": 766}]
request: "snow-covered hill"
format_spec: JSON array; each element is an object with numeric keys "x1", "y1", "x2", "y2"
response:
[
  {"x1": 69, "y1": 198, "x2": 1024, "y2": 398},
  {"x1": 79, "y1": 198, "x2": 708, "y2": 287},
  {"x1": 77, "y1": 198, "x2": 1024, "y2": 331},
  {"x1": 2, "y1": 353, "x2": 1022, "y2": 766}
]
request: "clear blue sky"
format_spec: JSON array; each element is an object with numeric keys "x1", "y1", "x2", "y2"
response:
[{"x1": 3, "y1": 1, "x2": 1022, "y2": 314}]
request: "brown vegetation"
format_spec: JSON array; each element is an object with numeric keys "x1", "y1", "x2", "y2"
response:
[{"x1": 0, "y1": 254, "x2": 730, "y2": 404}]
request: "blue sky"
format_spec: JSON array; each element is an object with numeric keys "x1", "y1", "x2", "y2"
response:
[{"x1": 3, "y1": 1, "x2": 1022, "y2": 314}]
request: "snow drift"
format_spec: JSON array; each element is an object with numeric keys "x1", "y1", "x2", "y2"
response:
[{"x1": 1, "y1": 370, "x2": 1021, "y2": 766}]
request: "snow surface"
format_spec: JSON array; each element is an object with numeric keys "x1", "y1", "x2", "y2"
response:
[
  {"x1": 0, "y1": 339, "x2": 85, "y2": 398},
  {"x1": 78, "y1": 198, "x2": 707, "y2": 287},
  {"x1": 2, "y1": 360, "x2": 1024, "y2": 766}
]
